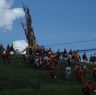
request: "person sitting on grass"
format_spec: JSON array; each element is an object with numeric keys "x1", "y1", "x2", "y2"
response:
[
  {"x1": 50, "y1": 71, "x2": 57, "y2": 79},
  {"x1": 82, "y1": 80, "x2": 94, "y2": 95}
]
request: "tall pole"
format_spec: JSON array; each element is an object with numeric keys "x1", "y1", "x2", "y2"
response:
[{"x1": 22, "y1": 6, "x2": 37, "y2": 50}]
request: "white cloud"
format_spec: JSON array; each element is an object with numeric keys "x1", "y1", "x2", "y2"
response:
[
  {"x1": 13, "y1": 40, "x2": 28, "y2": 52},
  {"x1": 0, "y1": 0, "x2": 25, "y2": 30}
]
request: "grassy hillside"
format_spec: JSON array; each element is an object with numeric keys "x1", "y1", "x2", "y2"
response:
[{"x1": 0, "y1": 54, "x2": 95, "y2": 95}]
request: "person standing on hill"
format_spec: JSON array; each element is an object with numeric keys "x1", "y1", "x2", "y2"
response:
[
  {"x1": 0, "y1": 44, "x2": 5, "y2": 64},
  {"x1": 92, "y1": 65, "x2": 96, "y2": 81},
  {"x1": 75, "y1": 65, "x2": 84, "y2": 82},
  {"x1": 82, "y1": 52, "x2": 88, "y2": 62},
  {"x1": 65, "y1": 65, "x2": 72, "y2": 80}
]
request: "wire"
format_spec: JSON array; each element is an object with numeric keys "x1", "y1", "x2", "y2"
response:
[
  {"x1": 44, "y1": 39, "x2": 96, "y2": 47},
  {"x1": 77, "y1": 48, "x2": 96, "y2": 53}
]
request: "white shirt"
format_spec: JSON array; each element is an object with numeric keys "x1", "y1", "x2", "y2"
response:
[{"x1": 65, "y1": 66, "x2": 72, "y2": 74}]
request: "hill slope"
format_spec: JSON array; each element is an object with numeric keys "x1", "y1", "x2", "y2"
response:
[{"x1": 0, "y1": 55, "x2": 95, "y2": 95}]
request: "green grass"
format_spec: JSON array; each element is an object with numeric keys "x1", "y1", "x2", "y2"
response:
[
  {"x1": 0, "y1": 55, "x2": 95, "y2": 95},
  {"x1": 0, "y1": 85, "x2": 82, "y2": 95}
]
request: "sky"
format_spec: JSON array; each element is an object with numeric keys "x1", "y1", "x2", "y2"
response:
[{"x1": 0, "y1": 0, "x2": 96, "y2": 53}]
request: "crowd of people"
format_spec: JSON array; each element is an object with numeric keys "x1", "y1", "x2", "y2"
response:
[
  {"x1": 0, "y1": 44, "x2": 96, "y2": 95},
  {"x1": 0, "y1": 43, "x2": 15, "y2": 64},
  {"x1": 1, "y1": 43, "x2": 96, "y2": 64},
  {"x1": 25, "y1": 47, "x2": 96, "y2": 67},
  {"x1": 20, "y1": 46, "x2": 96, "y2": 95}
]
